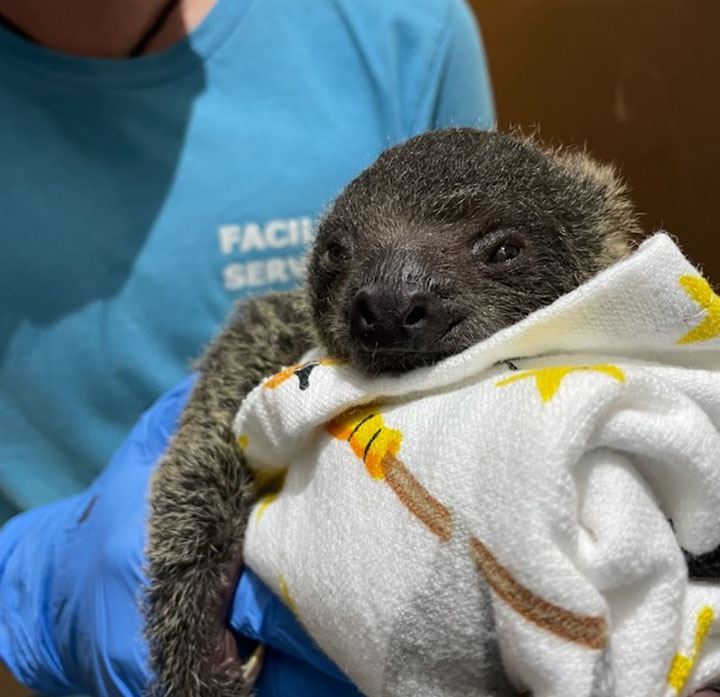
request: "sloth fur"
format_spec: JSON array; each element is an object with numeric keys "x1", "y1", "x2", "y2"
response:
[{"x1": 144, "y1": 129, "x2": 641, "y2": 696}]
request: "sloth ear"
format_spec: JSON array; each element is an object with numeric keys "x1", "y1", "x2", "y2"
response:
[{"x1": 547, "y1": 146, "x2": 643, "y2": 267}]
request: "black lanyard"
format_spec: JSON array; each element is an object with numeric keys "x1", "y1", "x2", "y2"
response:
[
  {"x1": 129, "y1": 0, "x2": 182, "y2": 57},
  {"x1": 0, "y1": 0, "x2": 183, "y2": 58}
]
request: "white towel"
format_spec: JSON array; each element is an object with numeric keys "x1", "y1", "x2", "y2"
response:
[{"x1": 235, "y1": 233, "x2": 720, "y2": 697}]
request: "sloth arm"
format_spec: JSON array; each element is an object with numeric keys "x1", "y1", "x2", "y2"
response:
[{"x1": 145, "y1": 288, "x2": 315, "y2": 697}]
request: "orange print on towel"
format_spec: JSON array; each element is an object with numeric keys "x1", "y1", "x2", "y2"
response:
[
  {"x1": 263, "y1": 358, "x2": 345, "y2": 390},
  {"x1": 326, "y1": 405, "x2": 451, "y2": 541},
  {"x1": 326, "y1": 405, "x2": 402, "y2": 479}
]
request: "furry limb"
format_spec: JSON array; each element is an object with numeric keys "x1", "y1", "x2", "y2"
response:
[{"x1": 144, "y1": 288, "x2": 315, "y2": 697}]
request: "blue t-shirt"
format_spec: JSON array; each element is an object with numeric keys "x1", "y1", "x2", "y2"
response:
[{"x1": 0, "y1": 0, "x2": 494, "y2": 521}]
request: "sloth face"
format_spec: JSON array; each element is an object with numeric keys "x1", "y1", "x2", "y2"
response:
[{"x1": 308, "y1": 129, "x2": 635, "y2": 374}]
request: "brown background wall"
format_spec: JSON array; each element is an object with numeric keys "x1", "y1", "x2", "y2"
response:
[
  {"x1": 469, "y1": 0, "x2": 720, "y2": 282},
  {"x1": 0, "y1": 662, "x2": 29, "y2": 697}
]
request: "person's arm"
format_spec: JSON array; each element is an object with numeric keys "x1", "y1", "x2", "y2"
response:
[
  {"x1": 0, "y1": 377, "x2": 195, "y2": 697},
  {"x1": 0, "y1": 362, "x2": 361, "y2": 697}
]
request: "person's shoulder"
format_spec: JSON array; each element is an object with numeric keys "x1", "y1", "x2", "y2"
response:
[
  {"x1": 307, "y1": 0, "x2": 471, "y2": 43},
  {"x1": 263, "y1": 0, "x2": 491, "y2": 136},
  {"x1": 327, "y1": 0, "x2": 457, "y2": 19}
]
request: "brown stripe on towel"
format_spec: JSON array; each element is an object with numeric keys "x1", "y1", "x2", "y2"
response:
[
  {"x1": 383, "y1": 454, "x2": 453, "y2": 542},
  {"x1": 470, "y1": 536, "x2": 607, "y2": 649}
]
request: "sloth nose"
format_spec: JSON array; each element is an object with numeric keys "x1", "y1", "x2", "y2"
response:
[{"x1": 349, "y1": 285, "x2": 446, "y2": 351}]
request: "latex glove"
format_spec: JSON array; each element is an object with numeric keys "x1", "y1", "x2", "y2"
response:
[{"x1": 0, "y1": 375, "x2": 360, "y2": 697}]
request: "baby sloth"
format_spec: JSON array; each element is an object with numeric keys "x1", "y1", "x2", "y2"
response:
[{"x1": 145, "y1": 129, "x2": 640, "y2": 697}]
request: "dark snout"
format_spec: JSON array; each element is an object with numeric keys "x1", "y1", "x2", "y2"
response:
[{"x1": 349, "y1": 284, "x2": 450, "y2": 353}]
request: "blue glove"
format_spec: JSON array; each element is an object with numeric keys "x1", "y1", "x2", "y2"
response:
[{"x1": 0, "y1": 376, "x2": 361, "y2": 697}]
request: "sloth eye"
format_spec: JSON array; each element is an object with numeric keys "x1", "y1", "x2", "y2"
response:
[
  {"x1": 487, "y1": 242, "x2": 521, "y2": 264},
  {"x1": 472, "y1": 227, "x2": 525, "y2": 265},
  {"x1": 323, "y1": 241, "x2": 350, "y2": 265}
]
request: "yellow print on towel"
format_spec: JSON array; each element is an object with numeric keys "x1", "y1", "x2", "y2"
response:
[
  {"x1": 667, "y1": 605, "x2": 714, "y2": 694},
  {"x1": 677, "y1": 275, "x2": 720, "y2": 344},
  {"x1": 496, "y1": 364, "x2": 625, "y2": 402}
]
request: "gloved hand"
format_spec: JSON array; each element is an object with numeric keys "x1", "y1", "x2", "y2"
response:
[{"x1": 0, "y1": 375, "x2": 360, "y2": 697}]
